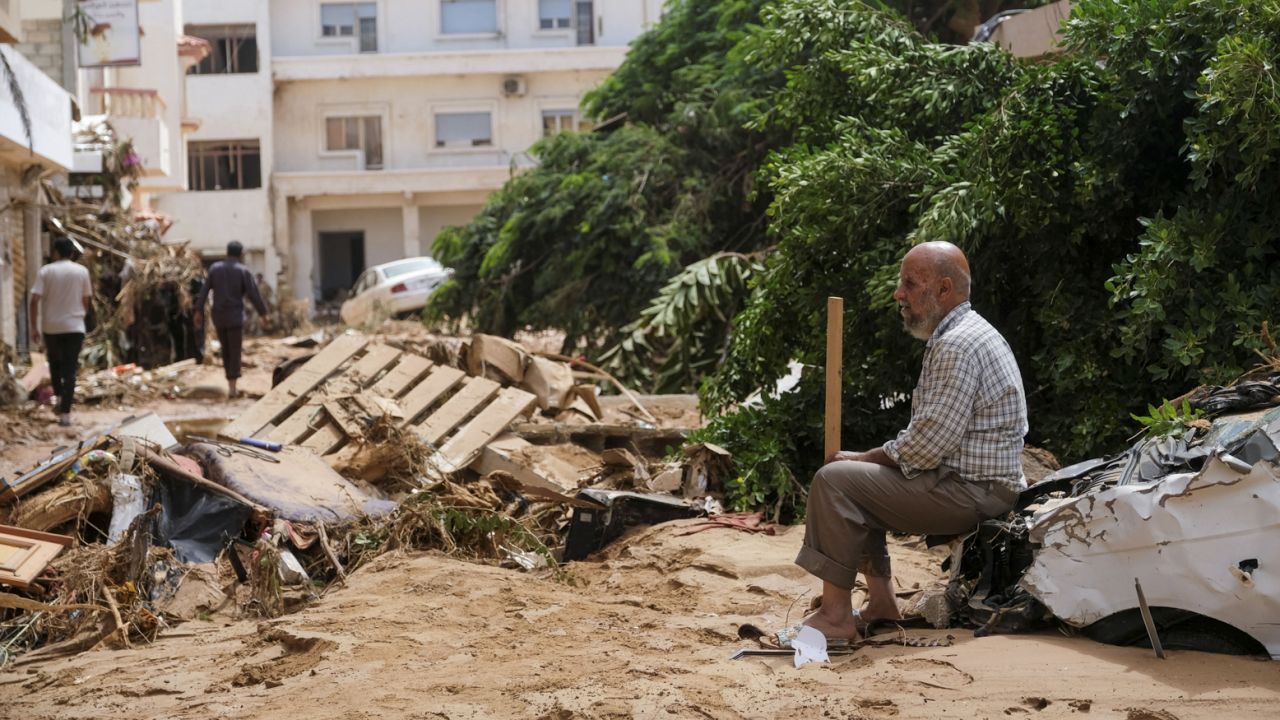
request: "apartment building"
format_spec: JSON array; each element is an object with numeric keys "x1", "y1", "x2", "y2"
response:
[
  {"x1": 151, "y1": 0, "x2": 663, "y2": 306},
  {"x1": 0, "y1": 0, "x2": 74, "y2": 348}
]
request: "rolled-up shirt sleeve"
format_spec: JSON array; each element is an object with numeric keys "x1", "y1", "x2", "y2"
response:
[{"x1": 883, "y1": 345, "x2": 978, "y2": 478}]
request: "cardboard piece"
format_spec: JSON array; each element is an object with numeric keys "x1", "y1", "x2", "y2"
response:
[
  {"x1": 522, "y1": 356, "x2": 575, "y2": 412},
  {"x1": 648, "y1": 465, "x2": 684, "y2": 494},
  {"x1": 467, "y1": 334, "x2": 529, "y2": 383},
  {"x1": 474, "y1": 434, "x2": 590, "y2": 494},
  {"x1": 115, "y1": 412, "x2": 180, "y2": 450}
]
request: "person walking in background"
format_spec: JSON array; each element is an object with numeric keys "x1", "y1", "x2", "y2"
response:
[
  {"x1": 29, "y1": 237, "x2": 93, "y2": 427},
  {"x1": 194, "y1": 241, "x2": 269, "y2": 399}
]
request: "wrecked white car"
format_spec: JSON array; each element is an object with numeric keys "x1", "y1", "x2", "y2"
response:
[{"x1": 945, "y1": 383, "x2": 1280, "y2": 658}]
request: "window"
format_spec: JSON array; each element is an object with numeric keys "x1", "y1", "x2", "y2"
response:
[
  {"x1": 325, "y1": 116, "x2": 384, "y2": 169},
  {"x1": 541, "y1": 109, "x2": 593, "y2": 137},
  {"x1": 538, "y1": 0, "x2": 571, "y2": 29},
  {"x1": 188, "y1": 140, "x2": 262, "y2": 191},
  {"x1": 382, "y1": 258, "x2": 444, "y2": 278},
  {"x1": 575, "y1": 0, "x2": 594, "y2": 45},
  {"x1": 441, "y1": 0, "x2": 497, "y2": 34},
  {"x1": 321, "y1": 2, "x2": 377, "y2": 52},
  {"x1": 353, "y1": 269, "x2": 376, "y2": 295},
  {"x1": 435, "y1": 112, "x2": 492, "y2": 148},
  {"x1": 187, "y1": 25, "x2": 258, "y2": 74}
]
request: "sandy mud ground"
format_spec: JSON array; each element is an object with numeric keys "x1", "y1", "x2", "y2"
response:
[
  {"x1": 1, "y1": 526, "x2": 1278, "y2": 719},
  {"x1": 1, "y1": 330, "x2": 1278, "y2": 719}
]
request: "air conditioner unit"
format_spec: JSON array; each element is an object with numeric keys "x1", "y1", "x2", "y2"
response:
[{"x1": 501, "y1": 76, "x2": 527, "y2": 97}]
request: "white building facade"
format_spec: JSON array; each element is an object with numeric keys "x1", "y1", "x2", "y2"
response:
[
  {"x1": 0, "y1": 0, "x2": 74, "y2": 349},
  {"x1": 152, "y1": 0, "x2": 663, "y2": 306}
]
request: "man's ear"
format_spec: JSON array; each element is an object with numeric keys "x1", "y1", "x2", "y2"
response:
[{"x1": 937, "y1": 275, "x2": 953, "y2": 298}]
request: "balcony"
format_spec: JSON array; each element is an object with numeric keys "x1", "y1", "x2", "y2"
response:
[
  {"x1": 274, "y1": 162, "x2": 522, "y2": 200},
  {"x1": 272, "y1": 45, "x2": 627, "y2": 82},
  {"x1": 87, "y1": 87, "x2": 172, "y2": 179},
  {"x1": 0, "y1": 45, "x2": 73, "y2": 169}
]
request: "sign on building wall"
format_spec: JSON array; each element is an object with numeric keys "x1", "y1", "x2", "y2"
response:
[{"x1": 75, "y1": 0, "x2": 141, "y2": 67}]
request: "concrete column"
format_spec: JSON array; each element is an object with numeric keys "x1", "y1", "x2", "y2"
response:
[
  {"x1": 269, "y1": 187, "x2": 290, "y2": 296},
  {"x1": 289, "y1": 199, "x2": 314, "y2": 302},
  {"x1": 0, "y1": 171, "x2": 20, "y2": 348},
  {"x1": 402, "y1": 201, "x2": 421, "y2": 258},
  {"x1": 22, "y1": 201, "x2": 42, "y2": 352},
  {"x1": 24, "y1": 202, "x2": 41, "y2": 291}
]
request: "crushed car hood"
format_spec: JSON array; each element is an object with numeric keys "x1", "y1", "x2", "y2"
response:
[{"x1": 1020, "y1": 406, "x2": 1280, "y2": 658}]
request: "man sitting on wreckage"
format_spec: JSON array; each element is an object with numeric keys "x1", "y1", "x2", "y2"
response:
[{"x1": 797, "y1": 241, "x2": 1028, "y2": 641}]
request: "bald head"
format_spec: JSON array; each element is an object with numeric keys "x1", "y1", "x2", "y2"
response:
[
  {"x1": 894, "y1": 241, "x2": 972, "y2": 340},
  {"x1": 904, "y1": 241, "x2": 971, "y2": 300}
]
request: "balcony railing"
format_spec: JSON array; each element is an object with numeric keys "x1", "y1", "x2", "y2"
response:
[{"x1": 87, "y1": 87, "x2": 168, "y2": 119}]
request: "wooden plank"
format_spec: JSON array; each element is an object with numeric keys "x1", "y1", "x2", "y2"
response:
[
  {"x1": 437, "y1": 387, "x2": 538, "y2": 471},
  {"x1": 222, "y1": 334, "x2": 369, "y2": 440},
  {"x1": 301, "y1": 420, "x2": 345, "y2": 455},
  {"x1": 267, "y1": 403, "x2": 328, "y2": 445},
  {"x1": 370, "y1": 354, "x2": 433, "y2": 399},
  {"x1": 346, "y1": 344, "x2": 403, "y2": 386},
  {"x1": 264, "y1": 342, "x2": 400, "y2": 444},
  {"x1": 322, "y1": 400, "x2": 365, "y2": 439},
  {"x1": 397, "y1": 365, "x2": 466, "y2": 425},
  {"x1": 825, "y1": 296, "x2": 843, "y2": 461},
  {"x1": 0, "y1": 524, "x2": 76, "y2": 548},
  {"x1": 415, "y1": 377, "x2": 501, "y2": 446}
]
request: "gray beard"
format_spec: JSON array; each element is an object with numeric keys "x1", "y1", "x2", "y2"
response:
[{"x1": 902, "y1": 305, "x2": 942, "y2": 341}]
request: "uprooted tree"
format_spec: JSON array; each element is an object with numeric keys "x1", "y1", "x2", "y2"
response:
[{"x1": 429, "y1": 0, "x2": 1280, "y2": 518}]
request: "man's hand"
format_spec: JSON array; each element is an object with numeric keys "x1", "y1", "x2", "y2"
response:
[
  {"x1": 193, "y1": 311, "x2": 203, "y2": 329},
  {"x1": 29, "y1": 327, "x2": 40, "y2": 347},
  {"x1": 824, "y1": 447, "x2": 900, "y2": 469}
]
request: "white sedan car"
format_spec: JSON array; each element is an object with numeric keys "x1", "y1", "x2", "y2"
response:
[{"x1": 339, "y1": 257, "x2": 453, "y2": 326}]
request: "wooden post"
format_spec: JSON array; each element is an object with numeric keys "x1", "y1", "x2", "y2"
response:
[{"x1": 825, "y1": 296, "x2": 844, "y2": 460}]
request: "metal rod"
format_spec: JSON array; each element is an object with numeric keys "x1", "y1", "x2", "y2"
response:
[{"x1": 1134, "y1": 577, "x2": 1166, "y2": 659}]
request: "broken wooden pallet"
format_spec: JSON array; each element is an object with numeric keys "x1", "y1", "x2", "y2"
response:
[{"x1": 220, "y1": 334, "x2": 536, "y2": 473}]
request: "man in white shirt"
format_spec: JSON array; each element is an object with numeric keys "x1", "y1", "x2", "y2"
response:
[{"x1": 29, "y1": 237, "x2": 93, "y2": 427}]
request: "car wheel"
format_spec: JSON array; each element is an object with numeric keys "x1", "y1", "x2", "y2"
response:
[{"x1": 1083, "y1": 607, "x2": 1266, "y2": 656}]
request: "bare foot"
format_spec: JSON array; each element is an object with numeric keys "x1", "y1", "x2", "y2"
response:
[
  {"x1": 862, "y1": 600, "x2": 903, "y2": 623},
  {"x1": 801, "y1": 608, "x2": 862, "y2": 641}
]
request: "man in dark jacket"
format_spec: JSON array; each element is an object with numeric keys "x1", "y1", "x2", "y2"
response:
[{"x1": 194, "y1": 241, "x2": 269, "y2": 398}]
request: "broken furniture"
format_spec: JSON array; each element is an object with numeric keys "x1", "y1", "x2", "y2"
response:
[{"x1": 0, "y1": 525, "x2": 74, "y2": 589}]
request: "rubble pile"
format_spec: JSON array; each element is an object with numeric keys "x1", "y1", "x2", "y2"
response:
[
  {"x1": 0, "y1": 330, "x2": 723, "y2": 666},
  {"x1": 38, "y1": 121, "x2": 206, "y2": 371}
]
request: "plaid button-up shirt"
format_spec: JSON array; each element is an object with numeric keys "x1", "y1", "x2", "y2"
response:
[{"x1": 883, "y1": 302, "x2": 1028, "y2": 488}]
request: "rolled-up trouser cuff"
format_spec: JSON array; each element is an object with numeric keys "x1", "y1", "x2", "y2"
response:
[
  {"x1": 795, "y1": 544, "x2": 859, "y2": 590},
  {"x1": 858, "y1": 555, "x2": 892, "y2": 579}
]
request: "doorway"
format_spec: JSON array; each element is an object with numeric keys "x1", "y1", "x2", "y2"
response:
[{"x1": 317, "y1": 231, "x2": 365, "y2": 302}]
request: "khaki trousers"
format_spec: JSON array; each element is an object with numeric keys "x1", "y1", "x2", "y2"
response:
[{"x1": 795, "y1": 460, "x2": 1019, "y2": 589}]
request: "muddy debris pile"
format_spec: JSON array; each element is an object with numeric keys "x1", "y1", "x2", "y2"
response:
[{"x1": 0, "y1": 331, "x2": 725, "y2": 667}]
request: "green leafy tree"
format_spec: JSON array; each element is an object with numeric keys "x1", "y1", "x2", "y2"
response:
[
  {"x1": 432, "y1": 0, "x2": 1280, "y2": 517},
  {"x1": 701, "y1": 0, "x2": 1280, "y2": 515}
]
